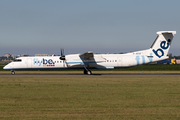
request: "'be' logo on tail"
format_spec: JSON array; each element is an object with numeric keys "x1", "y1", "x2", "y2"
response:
[{"x1": 152, "y1": 40, "x2": 170, "y2": 58}]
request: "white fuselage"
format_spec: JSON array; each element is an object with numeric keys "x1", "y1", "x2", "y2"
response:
[
  {"x1": 3, "y1": 49, "x2": 165, "y2": 70},
  {"x1": 3, "y1": 31, "x2": 176, "y2": 73}
]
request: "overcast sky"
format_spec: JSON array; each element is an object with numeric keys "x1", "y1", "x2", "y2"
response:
[{"x1": 1, "y1": 0, "x2": 180, "y2": 56}]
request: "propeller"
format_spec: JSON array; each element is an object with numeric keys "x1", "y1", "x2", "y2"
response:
[
  {"x1": 60, "y1": 49, "x2": 66, "y2": 67},
  {"x1": 60, "y1": 49, "x2": 65, "y2": 60}
]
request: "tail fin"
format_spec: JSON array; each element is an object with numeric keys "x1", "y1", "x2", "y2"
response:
[{"x1": 151, "y1": 31, "x2": 176, "y2": 59}]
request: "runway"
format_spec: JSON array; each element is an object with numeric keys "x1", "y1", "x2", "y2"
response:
[{"x1": 1, "y1": 74, "x2": 180, "y2": 77}]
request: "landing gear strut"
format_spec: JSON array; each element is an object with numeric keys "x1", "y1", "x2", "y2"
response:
[
  {"x1": 11, "y1": 70, "x2": 15, "y2": 75},
  {"x1": 84, "y1": 69, "x2": 92, "y2": 75},
  {"x1": 83, "y1": 66, "x2": 92, "y2": 75}
]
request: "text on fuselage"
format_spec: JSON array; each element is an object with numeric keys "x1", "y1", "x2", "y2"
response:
[
  {"x1": 33, "y1": 58, "x2": 55, "y2": 66},
  {"x1": 135, "y1": 53, "x2": 153, "y2": 65}
]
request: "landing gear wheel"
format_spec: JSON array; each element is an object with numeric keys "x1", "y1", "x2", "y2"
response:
[
  {"x1": 84, "y1": 69, "x2": 87, "y2": 74},
  {"x1": 11, "y1": 71, "x2": 15, "y2": 75},
  {"x1": 84, "y1": 69, "x2": 92, "y2": 75},
  {"x1": 83, "y1": 65, "x2": 92, "y2": 75},
  {"x1": 87, "y1": 70, "x2": 92, "y2": 75}
]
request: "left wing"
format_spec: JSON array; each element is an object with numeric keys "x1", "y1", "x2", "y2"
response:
[
  {"x1": 65, "y1": 52, "x2": 106, "y2": 67},
  {"x1": 79, "y1": 51, "x2": 93, "y2": 60}
]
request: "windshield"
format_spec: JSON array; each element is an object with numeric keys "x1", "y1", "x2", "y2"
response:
[{"x1": 13, "y1": 59, "x2": 22, "y2": 62}]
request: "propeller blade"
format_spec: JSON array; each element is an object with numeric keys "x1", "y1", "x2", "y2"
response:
[
  {"x1": 60, "y1": 48, "x2": 65, "y2": 60},
  {"x1": 61, "y1": 49, "x2": 64, "y2": 56}
]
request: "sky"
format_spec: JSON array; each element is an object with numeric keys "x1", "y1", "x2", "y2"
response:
[{"x1": 1, "y1": 0, "x2": 180, "y2": 56}]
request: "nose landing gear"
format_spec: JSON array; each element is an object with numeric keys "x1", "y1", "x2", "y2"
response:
[{"x1": 11, "y1": 70, "x2": 15, "y2": 75}]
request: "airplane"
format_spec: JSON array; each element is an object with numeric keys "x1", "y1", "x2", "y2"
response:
[{"x1": 3, "y1": 31, "x2": 176, "y2": 75}]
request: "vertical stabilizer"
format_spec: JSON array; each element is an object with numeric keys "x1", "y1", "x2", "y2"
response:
[{"x1": 151, "y1": 31, "x2": 176, "y2": 59}]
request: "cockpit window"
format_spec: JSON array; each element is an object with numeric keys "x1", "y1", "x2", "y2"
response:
[{"x1": 13, "y1": 59, "x2": 22, "y2": 62}]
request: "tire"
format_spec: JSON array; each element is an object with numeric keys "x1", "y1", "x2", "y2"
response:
[
  {"x1": 87, "y1": 71, "x2": 92, "y2": 75},
  {"x1": 84, "y1": 69, "x2": 87, "y2": 74},
  {"x1": 11, "y1": 71, "x2": 15, "y2": 75}
]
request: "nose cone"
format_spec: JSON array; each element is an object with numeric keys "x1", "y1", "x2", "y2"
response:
[
  {"x1": 3, "y1": 64, "x2": 11, "y2": 70},
  {"x1": 3, "y1": 65, "x2": 8, "y2": 70}
]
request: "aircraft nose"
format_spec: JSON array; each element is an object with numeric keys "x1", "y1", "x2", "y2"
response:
[
  {"x1": 3, "y1": 65, "x2": 7, "y2": 70},
  {"x1": 3, "y1": 64, "x2": 10, "y2": 70}
]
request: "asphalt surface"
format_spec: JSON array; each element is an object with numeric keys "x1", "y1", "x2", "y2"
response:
[{"x1": 1, "y1": 74, "x2": 180, "y2": 77}]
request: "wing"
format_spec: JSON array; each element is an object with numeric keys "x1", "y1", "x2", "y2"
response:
[
  {"x1": 79, "y1": 51, "x2": 94, "y2": 60},
  {"x1": 65, "y1": 52, "x2": 106, "y2": 67},
  {"x1": 79, "y1": 52, "x2": 106, "y2": 62}
]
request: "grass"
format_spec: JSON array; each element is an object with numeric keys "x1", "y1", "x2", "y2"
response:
[{"x1": 0, "y1": 76, "x2": 180, "y2": 119}]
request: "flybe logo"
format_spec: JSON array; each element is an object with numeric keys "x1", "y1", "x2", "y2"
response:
[
  {"x1": 33, "y1": 58, "x2": 55, "y2": 67},
  {"x1": 152, "y1": 40, "x2": 170, "y2": 58},
  {"x1": 135, "y1": 53, "x2": 153, "y2": 65}
]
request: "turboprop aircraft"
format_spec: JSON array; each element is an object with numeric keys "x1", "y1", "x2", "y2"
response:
[{"x1": 3, "y1": 31, "x2": 176, "y2": 75}]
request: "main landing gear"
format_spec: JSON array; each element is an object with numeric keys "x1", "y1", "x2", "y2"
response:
[
  {"x1": 84, "y1": 69, "x2": 92, "y2": 75},
  {"x1": 83, "y1": 66, "x2": 92, "y2": 75}
]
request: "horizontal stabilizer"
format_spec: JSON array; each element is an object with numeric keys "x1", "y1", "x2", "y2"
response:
[{"x1": 156, "y1": 31, "x2": 176, "y2": 35}]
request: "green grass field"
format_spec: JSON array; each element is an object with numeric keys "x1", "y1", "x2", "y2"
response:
[{"x1": 1, "y1": 76, "x2": 180, "y2": 119}]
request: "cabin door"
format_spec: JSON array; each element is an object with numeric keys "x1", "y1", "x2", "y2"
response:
[
  {"x1": 27, "y1": 58, "x2": 32, "y2": 68},
  {"x1": 117, "y1": 57, "x2": 122, "y2": 67}
]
